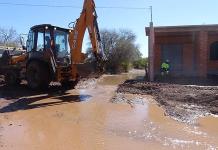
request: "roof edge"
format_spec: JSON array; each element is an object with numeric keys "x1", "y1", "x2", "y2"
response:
[{"x1": 146, "y1": 24, "x2": 218, "y2": 36}]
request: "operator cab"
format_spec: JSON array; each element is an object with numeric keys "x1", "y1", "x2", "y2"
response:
[{"x1": 26, "y1": 24, "x2": 71, "y2": 66}]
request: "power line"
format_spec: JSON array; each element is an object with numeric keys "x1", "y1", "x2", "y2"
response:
[
  {"x1": 97, "y1": 6, "x2": 148, "y2": 10},
  {"x1": 0, "y1": 2, "x2": 148, "y2": 10},
  {"x1": 0, "y1": 2, "x2": 80, "y2": 8}
]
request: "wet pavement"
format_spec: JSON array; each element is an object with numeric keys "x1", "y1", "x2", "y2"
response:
[{"x1": 0, "y1": 70, "x2": 218, "y2": 150}]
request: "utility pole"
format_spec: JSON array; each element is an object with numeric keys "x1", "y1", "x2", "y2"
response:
[
  {"x1": 148, "y1": 6, "x2": 154, "y2": 82},
  {"x1": 150, "y1": 6, "x2": 153, "y2": 22}
]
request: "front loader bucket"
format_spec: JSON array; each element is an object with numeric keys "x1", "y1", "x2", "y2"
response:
[{"x1": 77, "y1": 61, "x2": 102, "y2": 78}]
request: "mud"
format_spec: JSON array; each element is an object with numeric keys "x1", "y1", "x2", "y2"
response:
[
  {"x1": 117, "y1": 80, "x2": 218, "y2": 123},
  {"x1": 0, "y1": 70, "x2": 218, "y2": 149}
]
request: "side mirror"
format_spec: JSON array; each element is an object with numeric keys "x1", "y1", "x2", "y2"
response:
[
  {"x1": 25, "y1": 39, "x2": 30, "y2": 51},
  {"x1": 20, "y1": 35, "x2": 27, "y2": 51}
]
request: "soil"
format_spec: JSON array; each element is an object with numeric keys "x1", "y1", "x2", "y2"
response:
[
  {"x1": 117, "y1": 79, "x2": 218, "y2": 124},
  {"x1": 0, "y1": 72, "x2": 218, "y2": 149}
]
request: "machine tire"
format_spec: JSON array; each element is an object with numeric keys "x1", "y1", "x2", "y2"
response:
[
  {"x1": 27, "y1": 61, "x2": 50, "y2": 90},
  {"x1": 61, "y1": 73, "x2": 79, "y2": 89},
  {"x1": 61, "y1": 79, "x2": 78, "y2": 89},
  {"x1": 5, "y1": 70, "x2": 20, "y2": 86}
]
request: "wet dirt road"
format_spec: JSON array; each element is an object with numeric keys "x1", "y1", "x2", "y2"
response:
[{"x1": 0, "y1": 70, "x2": 218, "y2": 150}]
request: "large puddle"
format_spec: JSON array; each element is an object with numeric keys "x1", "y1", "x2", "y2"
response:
[{"x1": 0, "y1": 70, "x2": 218, "y2": 150}]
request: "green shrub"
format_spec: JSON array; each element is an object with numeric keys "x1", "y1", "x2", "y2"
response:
[{"x1": 133, "y1": 58, "x2": 148, "y2": 69}]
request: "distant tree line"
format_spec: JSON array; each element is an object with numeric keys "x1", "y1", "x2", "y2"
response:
[
  {"x1": 0, "y1": 27, "x2": 20, "y2": 47},
  {"x1": 87, "y1": 29, "x2": 146, "y2": 73}
]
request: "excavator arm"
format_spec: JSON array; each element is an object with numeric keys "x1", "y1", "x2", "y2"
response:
[{"x1": 69, "y1": 0, "x2": 105, "y2": 80}]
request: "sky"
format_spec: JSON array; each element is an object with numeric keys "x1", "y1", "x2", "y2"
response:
[{"x1": 0, "y1": 0, "x2": 218, "y2": 57}]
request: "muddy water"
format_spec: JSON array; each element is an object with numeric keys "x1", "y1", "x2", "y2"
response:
[{"x1": 0, "y1": 70, "x2": 218, "y2": 150}]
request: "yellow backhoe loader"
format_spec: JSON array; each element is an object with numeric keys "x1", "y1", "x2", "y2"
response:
[{"x1": 0, "y1": 0, "x2": 106, "y2": 89}]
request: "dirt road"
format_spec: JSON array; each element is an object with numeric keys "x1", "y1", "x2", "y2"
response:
[{"x1": 0, "y1": 70, "x2": 218, "y2": 150}]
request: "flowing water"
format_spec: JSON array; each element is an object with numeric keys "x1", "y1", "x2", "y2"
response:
[{"x1": 0, "y1": 70, "x2": 218, "y2": 150}]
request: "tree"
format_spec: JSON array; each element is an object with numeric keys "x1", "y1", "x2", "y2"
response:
[
  {"x1": 87, "y1": 29, "x2": 141, "y2": 73},
  {"x1": 0, "y1": 27, "x2": 20, "y2": 47},
  {"x1": 133, "y1": 57, "x2": 148, "y2": 69}
]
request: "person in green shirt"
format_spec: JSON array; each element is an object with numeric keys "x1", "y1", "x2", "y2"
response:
[{"x1": 161, "y1": 60, "x2": 170, "y2": 76}]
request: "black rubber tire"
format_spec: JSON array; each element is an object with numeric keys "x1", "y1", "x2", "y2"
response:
[
  {"x1": 5, "y1": 70, "x2": 20, "y2": 86},
  {"x1": 27, "y1": 61, "x2": 50, "y2": 90},
  {"x1": 61, "y1": 79, "x2": 78, "y2": 89}
]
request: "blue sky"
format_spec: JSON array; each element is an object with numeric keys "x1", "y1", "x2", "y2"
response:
[{"x1": 0, "y1": 0, "x2": 217, "y2": 57}]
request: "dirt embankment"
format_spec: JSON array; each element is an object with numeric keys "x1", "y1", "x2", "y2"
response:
[{"x1": 117, "y1": 80, "x2": 218, "y2": 123}]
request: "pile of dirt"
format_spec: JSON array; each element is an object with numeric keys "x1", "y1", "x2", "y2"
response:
[{"x1": 117, "y1": 80, "x2": 218, "y2": 123}]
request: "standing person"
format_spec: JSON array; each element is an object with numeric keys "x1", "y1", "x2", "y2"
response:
[{"x1": 161, "y1": 60, "x2": 170, "y2": 76}]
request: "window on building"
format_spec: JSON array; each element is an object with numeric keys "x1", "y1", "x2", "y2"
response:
[{"x1": 210, "y1": 41, "x2": 218, "y2": 60}]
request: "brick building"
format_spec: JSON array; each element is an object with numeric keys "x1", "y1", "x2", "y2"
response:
[{"x1": 146, "y1": 24, "x2": 218, "y2": 78}]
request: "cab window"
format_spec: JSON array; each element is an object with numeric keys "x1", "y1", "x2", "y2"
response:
[
  {"x1": 26, "y1": 31, "x2": 35, "y2": 52},
  {"x1": 36, "y1": 29, "x2": 51, "y2": 51},
  {"x1": 54, "y1": 30, "x2": 69, "y2": 57},
  {"x1": 45, "y1": 31, "x2": 51, "y2": 49},
  {"x1": 37, "y1": 31, "x2": 44, "y2": 51}
]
